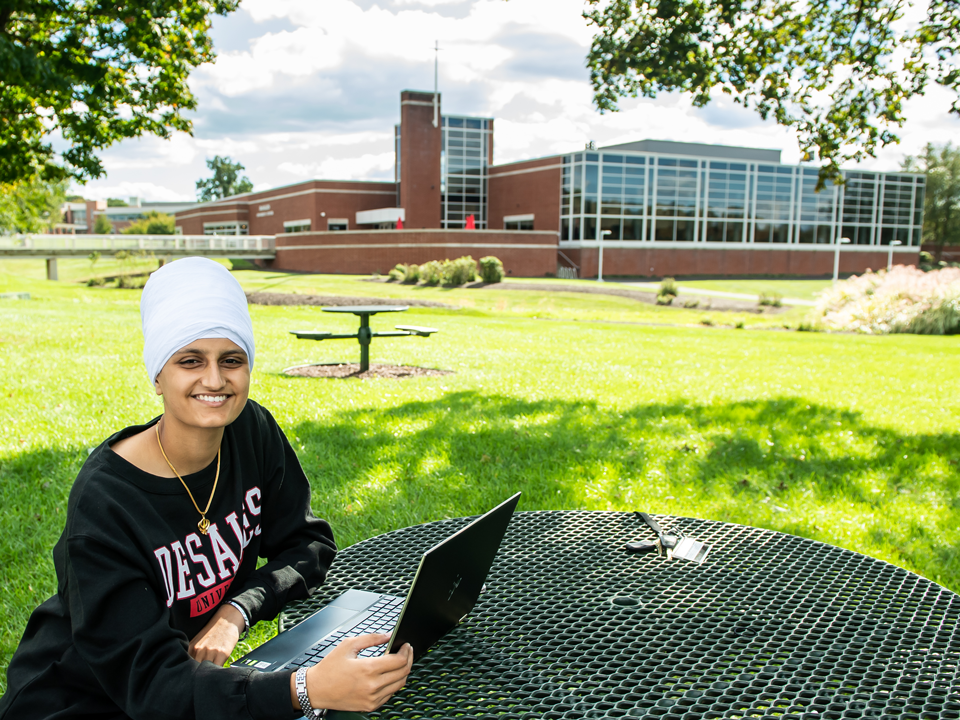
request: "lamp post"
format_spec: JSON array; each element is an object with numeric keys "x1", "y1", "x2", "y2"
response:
[
  {"x1": 598, "y1": 229, "x2": 611, "y2": 282},
  {"x1": 887, "y1": 239, "x2": 902, "y2": 271},
  {"x1": 833, "y1": 236, "x2": 851, "y2": 284}
]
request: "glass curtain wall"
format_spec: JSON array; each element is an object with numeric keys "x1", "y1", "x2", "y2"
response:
[
  {"x1": 441, "y1": 116, "x2": 492, "y2": 229},
  {"x1": 560, "y1": 153, "x2": 924, "y2": 246}
]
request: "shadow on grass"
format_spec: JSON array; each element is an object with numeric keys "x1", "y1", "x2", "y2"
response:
[
  {"x1": 288, "y1": 392, "x2": 959, "y2": 592},
  {"x1": 2, "y1": 394, "x2": 958, "y2": 685}
]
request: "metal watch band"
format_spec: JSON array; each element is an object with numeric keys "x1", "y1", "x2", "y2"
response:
[{"x1": 295, "y1": 667, "x2": 326, "y2": 719}]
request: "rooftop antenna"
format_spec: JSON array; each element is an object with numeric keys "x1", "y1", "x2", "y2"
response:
[{"x1": 433, "y1": 40, "x2": 439, "y2": 128}]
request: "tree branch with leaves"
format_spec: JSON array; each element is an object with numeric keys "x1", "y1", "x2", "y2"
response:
[
  {"x1": 196, "y1": 156, "x2": 254, "y2": 202},
  {"x1": 585, "y1": 0, "x2": 960, "y2": 186},
  {"x1": 0, "y1": 0, "x2": 239, "y2": 184}
]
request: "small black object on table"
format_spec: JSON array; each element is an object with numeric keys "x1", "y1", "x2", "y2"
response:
[
  {"x1": 290, "y1": 306, "x2": 437, "y2": 373},
  {"x1": 280, "y1": 511, "x2": 960, "y2": 720}
]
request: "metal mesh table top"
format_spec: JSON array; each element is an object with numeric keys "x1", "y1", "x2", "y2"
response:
[{"x1": 279, "y1": 511, "x2": 960, "y2": 720}]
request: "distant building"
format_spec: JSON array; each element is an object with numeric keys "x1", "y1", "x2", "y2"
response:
[
  {"x1": 59, "y1": 197, "x2": 197, "y2": 234},
  {"x1": 174, "y1": 91, "x2": 921, "y2": 278}
]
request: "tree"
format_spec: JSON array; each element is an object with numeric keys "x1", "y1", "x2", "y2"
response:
[
  {"x1": 585, "y1": 0, "x2": 960, "y2": 186},
  {"x1": 122, "y1": 211, "x2": 176, "y2": 235},
  {"x1": 107, "y1": 198, "x2": 129, "y2": 207},
  {"x1": 196, "y1": 156, "x2": 254, "y2": 202},
  {"x1": 0, "y1": 176, "x2": 66, "y2": 234},
  {"x1": 902, "y1": 143, "x2": 960, "y2": 259},
  {"x1": 0, "y1": 0, "x2": 239, "y2": 185},
  {"x1": 92, "y1": 213, "x2": 113, "y2": 234}
]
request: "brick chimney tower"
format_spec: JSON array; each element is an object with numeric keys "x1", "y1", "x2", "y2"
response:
[{"x1": 398, "y1": 90, "x2": 442, "y2": 229}]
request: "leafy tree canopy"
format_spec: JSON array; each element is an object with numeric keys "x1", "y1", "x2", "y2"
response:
[
  {"x1": 902, "y1": 142, "x2": 960, "y2": 255},
  {"x1": 107, "y1": 198, "x2": 129, "y2": 207},
  {"x1": 121, "y1": 210, "x2": 175, "y2": 235},
  {"x1": 196, "y1": 156, "x2": 254, "y2": 202},
  {"x1": 92, "y1": 213, "x2": 113, "y2": 234},
  {"x1": 0, "y1": 0, "x2": 238, "y2": 185},
  {"x1": 585, "y1": 0, "x2": 960, "y2": 186},
  {"x1": 0, "y1": 176, "x2": 66, "y2": 234}
]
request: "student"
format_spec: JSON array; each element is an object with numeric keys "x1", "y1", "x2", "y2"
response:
[{"x1": 0, "y1": 258, "x2": 412, "y2": 719}]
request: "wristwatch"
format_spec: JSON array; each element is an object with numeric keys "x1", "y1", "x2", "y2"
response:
[{"x1": 295, "y1": 667, "x2": 327, "y2": 719}]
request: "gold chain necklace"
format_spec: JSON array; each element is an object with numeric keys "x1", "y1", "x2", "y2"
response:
[{"x1": 156, "y1": 420, "x2": 220, "y2": 535}]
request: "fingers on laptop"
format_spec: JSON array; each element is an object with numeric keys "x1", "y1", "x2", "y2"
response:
[{"x1": 347, "y1": 633, "x2": 391, "y2": 653}]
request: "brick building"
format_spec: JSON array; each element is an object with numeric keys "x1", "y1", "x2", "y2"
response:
[
  {"x1": 59, "y1": 198, "x2": 196, "y2": 234},
  {"x1": 175, "y1": 91, "x2": 922, "y2": 278}
]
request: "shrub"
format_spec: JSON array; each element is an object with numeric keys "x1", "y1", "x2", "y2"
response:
[
  {"x1": 420, "y1": 260, "x2": 443, "y2": 286},
  {"x1": 700, "y1": 317, "x2": 715, "y2": 326},
  {"x1": 814, "y1": 266, "x2": 960, "y2": 334},
  {"x1": 442, "y1": 256, "x2": 477, "y2": 286},
  {"x1": 401, "y1": 263, "x2": 421, "y2": 284},
  {"x1": 388, "y1": 264, "x2": 404, "y2": 282},
  {"x1": 657, "y1": 276, "x2": 678, "y2": 305},
  {"x1": 92, "y1": 214, "x2": 113, "y2": 234},
  {"x1": 735, "y1": 320, "x2": 745, "y2": 329},
  {"x1": 683, "y1": 298, "x2": 700, "y2": 308},
  {"x1": 479, "y1": 256, "x2": 505, "y2": 283},
  {"x1": 758, "y1": 292, "x2": 783, "y2": 307},
  {"x1": 121, "y1": 211, "x2": 175, "y2": 235}
]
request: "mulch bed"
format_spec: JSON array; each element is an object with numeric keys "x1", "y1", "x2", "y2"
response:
[
  {"x1": 246, "y1": 291, "x2": 454, "y2": 309},
  {"x1": 283, "y1": 363, "x2": 454, "y2": 379},
  {"x1": 471, "y1": 282, "x2": 786, "y2": 314}
]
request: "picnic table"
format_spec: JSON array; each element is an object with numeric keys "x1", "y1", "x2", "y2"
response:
[
  {"x1": 290, "y1": 306, "x2": 437, "y2": 372},
  {"x1": 280, "y1": 511, "x2": 960, "y2": 720}
]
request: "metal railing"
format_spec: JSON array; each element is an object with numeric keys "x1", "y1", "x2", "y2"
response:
[{"x1": 0, "y1": 234, "x2": 276, "y2": 256}]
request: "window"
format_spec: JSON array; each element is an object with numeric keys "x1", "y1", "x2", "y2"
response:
[
  {"x1": 284, "y1": 219, "x2": 311, "y2": 233},
  {"x1": 327, "y1": 219, "x2": 348, "y2": 231},
  {"x1": 504, "y1": 214, "x2": 534, "y2": 231},
  {"x1": 203, "y1": 222, "x2": 248, "y2": 236}
]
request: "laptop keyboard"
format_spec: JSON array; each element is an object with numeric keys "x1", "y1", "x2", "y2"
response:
[{"x1": 281, "y1": 595, "x2": 405, "y2": 670}]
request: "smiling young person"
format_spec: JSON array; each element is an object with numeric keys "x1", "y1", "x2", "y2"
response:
[{"x1": 0, "y1": 258, "x2": 412, "y2": 719}]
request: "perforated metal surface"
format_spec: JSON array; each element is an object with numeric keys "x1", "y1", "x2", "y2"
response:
[{"x1": 280, "y1": 511, "x2": 960, "y2": 719}]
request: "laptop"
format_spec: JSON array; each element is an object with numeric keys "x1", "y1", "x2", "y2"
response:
[{"x1": 233, "y1": 492, "x2": 521, "y2": 675}]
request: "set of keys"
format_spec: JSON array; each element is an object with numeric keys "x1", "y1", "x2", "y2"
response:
[{"x1": 624, "y1": 512, "x2": 710, "y2": 564}]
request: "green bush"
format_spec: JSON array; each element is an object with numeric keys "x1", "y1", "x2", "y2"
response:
[
  {"x1": 388, "y1": 264, "x2": 404, "y2": 282},
  {"x1": 401, "y1": 263, "x2": 421, "y2": 284},
  {"x1": 420, "y1": 260, "x2": 443, "y2": 286},
  {"x1": 92, "y1": 214, "x2": 113, "y2": 234},
  {"x1": 656, "y1": 277, "x2": 678, "y2": 305},
  {"x1": 121, "y1": 211, "x2": 175, "y2": 235},
  {"x1": 479, "y1": 256, "x2": 505, "y2": 283},
  {"x1": 758, "y1": 292, "x2": 783, "y2": 307},
  {"x1": 442, "y1": 256, "x2": 477, "y2": 286}
]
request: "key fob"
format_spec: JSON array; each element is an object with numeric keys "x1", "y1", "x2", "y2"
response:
[{"x1": 624, "y1": 540, "x2": 659, "y2": 554}]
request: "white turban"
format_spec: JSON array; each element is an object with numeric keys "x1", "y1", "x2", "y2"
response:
[{"x1": 140, "y1": 257, "x2": 255, "y2": 385}]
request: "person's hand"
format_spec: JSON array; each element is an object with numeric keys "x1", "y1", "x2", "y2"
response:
[
  {"x1": 298, "y1": 634, "x2": 414, "y2": 713},
  {"x1": 188, "y1": 603, "x2": 245, "y2": 666}
]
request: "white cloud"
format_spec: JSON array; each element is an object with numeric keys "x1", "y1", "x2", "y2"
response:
[
  {"x1": 278, "y1": 152, "x2": 395, "y2": 180},
  {"x1": 89, "y1": 0, "x2": 960, "y2": 200},
  {"x1": 74, "y1": 181, "x2": 194, "y2": 203}
]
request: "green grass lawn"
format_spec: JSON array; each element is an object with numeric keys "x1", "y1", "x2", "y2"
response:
[{"x1": 1, "y1": 260, "x2": 958, "y2": 691}]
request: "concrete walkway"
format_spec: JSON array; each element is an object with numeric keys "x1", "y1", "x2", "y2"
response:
[{"x1": 619, "y1": 282, "x2": 817, "y2": 307}]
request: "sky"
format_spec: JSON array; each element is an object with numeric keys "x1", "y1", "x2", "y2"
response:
[{"x1": 77, "y1": 0, "x2": 960, "y2": 203}]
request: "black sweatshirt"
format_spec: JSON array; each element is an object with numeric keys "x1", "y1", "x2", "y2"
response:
[{"x1": 0, "y1": 400, "x2": 337, "y2": 720}]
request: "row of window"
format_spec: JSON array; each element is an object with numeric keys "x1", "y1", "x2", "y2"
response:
[
  {"x1": 441, "y1": 117, "x2": 492, "y2": 229},
  {"x1": 560, "y1": 216, "x2": 921, "y2": 245},
  {"x1": 560, "y1": 154, "x2": 924, "y2": 245}
]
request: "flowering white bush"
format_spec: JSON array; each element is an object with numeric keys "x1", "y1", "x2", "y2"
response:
[{"x1": 814, "y1": 265, "x2": 960, "y2": 334}]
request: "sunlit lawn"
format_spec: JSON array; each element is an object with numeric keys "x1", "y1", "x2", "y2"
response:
[{"x1": 1, "y1": 259, "x2": 957, "y2": 688}]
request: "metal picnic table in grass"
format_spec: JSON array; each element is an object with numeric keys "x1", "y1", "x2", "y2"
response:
[
  {"x1": 290, "y1": 306, "x2": 438, "y2": 372},
  {"x1": 280, "y1": 511, "x2": 960, "y2": 720}
]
